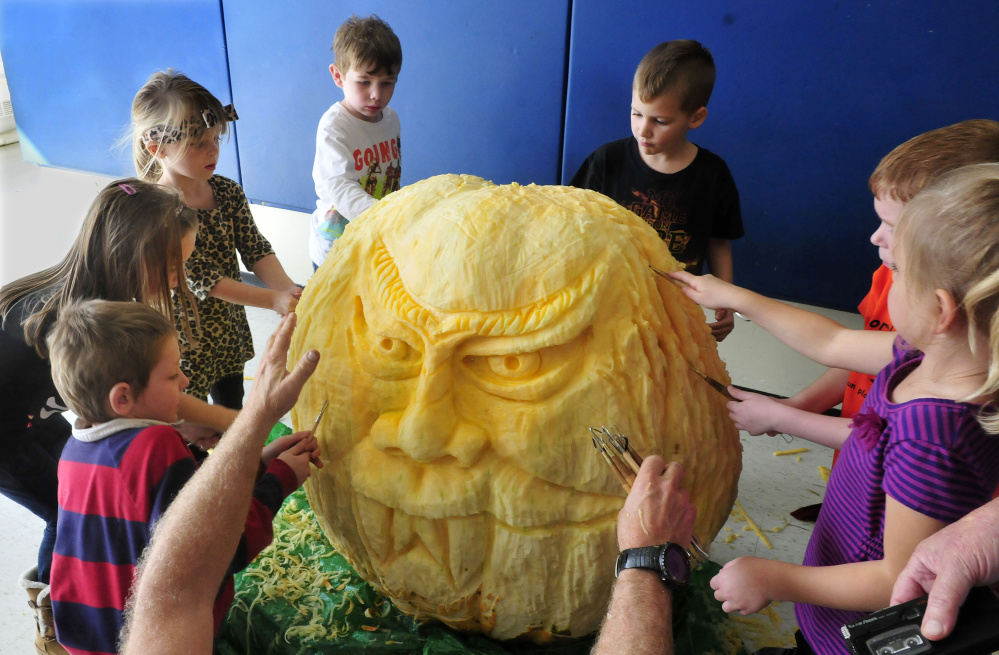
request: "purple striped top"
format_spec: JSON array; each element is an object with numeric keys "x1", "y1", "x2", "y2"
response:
[{"x1": 796, "y1": 337, "x2": 999, "y2": 655}]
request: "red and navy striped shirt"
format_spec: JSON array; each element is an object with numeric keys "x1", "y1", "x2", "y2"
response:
[
  {"x1": 797, "y1": 338, "x2": 999, "y2": 654},
  {"x1": 51, "y1": 419, "x2": 297, "y2": 655}
]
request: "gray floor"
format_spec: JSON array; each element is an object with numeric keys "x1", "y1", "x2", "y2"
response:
[{"x1": 0, "y1": 141, "x2": 862, "y2": 652}]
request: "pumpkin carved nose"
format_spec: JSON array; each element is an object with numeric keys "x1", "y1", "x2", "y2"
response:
[{"x1": 375, "y1": 362, "x2": 488, "y2": 466}]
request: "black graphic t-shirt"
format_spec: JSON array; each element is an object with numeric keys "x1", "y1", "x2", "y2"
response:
[{"x1": 571, "y1": 138, "x2": 743, "y2": 273}]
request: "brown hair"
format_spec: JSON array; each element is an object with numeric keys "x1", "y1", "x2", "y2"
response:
[
  {"x1": 0, "y1": 178, "x2": 198, "y2": 357},
  {"x1": 332, "y1": 14, "x2": 402, "y2": 76},
  {"x1": 48, "y1": 300, "x2": 176, "y2": 424},
  {"x1": 633, "y1": 40, "x2": 716, "y2": 112},
  {"x1": 131, "y1": 69, "x2": 229, "y2": 182},
  {"x1": 894, "y1": 163, "x2": 999, "y2": 432},
  {"x1": 869, "y1": 120, "x2": 999, "y2": 202}
]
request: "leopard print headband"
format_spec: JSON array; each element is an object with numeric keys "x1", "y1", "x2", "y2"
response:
[{"x1": 142, "y1": 104, "x2": 239, "y2": 146}]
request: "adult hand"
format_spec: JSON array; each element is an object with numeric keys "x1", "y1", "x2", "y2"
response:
[
  {"x1": 710, "y1": 557, "x2": 774, "y2": 615},
  {"x1": 727, "y1": 387, "x2": 781, "y2": 436},
  {"x1": 617, "y1": 457, "x2": 696, "y2": 551},
  {"x1": 709, "y1": 308, "x2": 735, "y2": 341},
  {"x1": 890, "y1": 501, "x2": 999, "y2": 640},
  {"x1": 243, "y1": 312, "x2": 319, "y2": 427}
]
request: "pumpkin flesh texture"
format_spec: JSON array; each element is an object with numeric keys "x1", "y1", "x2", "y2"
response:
[{"x1": 289, "y1": 174, "x2": 740, "y2": 640}]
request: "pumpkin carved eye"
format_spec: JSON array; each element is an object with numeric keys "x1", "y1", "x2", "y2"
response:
[
  {"x1": 487, "y1": 352, "x2": 541, "y2": 378},
  {"x1": 351, "y1": 299, "x2": 423, "y2": 380},
  {"x1": 376, "y1": 337, "x2": 412, "y2": 361},
  {"x1": 460, "y1": 330, "x2": 588, "y2": 401}
]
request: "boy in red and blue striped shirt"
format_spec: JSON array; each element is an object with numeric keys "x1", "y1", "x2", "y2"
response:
[{"x1": 46, "y1": 301, "x2": 318, "y2": 655}]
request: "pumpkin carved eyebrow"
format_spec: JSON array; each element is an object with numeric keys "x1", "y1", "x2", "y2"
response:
[{"x1": 371, "y1": 240, "x2": 603, "y2": 339}]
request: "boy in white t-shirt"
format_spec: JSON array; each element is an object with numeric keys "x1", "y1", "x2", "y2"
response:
[{"x1": 310, "y1": 14, "x2": 403, "y2": 270}]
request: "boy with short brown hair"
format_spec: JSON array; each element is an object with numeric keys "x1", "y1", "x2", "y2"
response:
[
  {"x1": 571, "y1": 39, "x2": 743, "y2": 341},
  {"x1": 310, "y1": 14, "x2": 403, "y2": 270},
  {"x1": 46, "y1": 300, "x2": 318, "y2": 654}
]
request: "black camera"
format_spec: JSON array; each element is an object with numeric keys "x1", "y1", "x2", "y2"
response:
[{"x1": 842, "y1": 587, "x2": 999, "y2": 655}]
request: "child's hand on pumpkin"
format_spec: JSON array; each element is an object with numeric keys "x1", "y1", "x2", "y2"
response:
[
  {"x1": 727, "y1": 388, "x2": 782, "y2": 436},
  {"x1": 271, "y1": 434, "x2": 321, "y2": 486},
  {"x1": 271, "y1": 289, "x2": 299, "y2": 315},
  {"x1": 709, "y1": 308, "x2": 735, "y2": 341},
  {"x1": 710, "y1": 557, "x2": 775, "y2": 615},
  {"x1": 669, "y1": 271, "x2": 740, "y2": 312}
]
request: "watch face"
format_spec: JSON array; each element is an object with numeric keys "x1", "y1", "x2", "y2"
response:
[{"x1": 663, "y1": 544, "x2": 690, "y2": 585}]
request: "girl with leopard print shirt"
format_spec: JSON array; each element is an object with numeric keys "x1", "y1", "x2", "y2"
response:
[{"x1": 131, "y1": 69, "x2": 301, "y2": 410}]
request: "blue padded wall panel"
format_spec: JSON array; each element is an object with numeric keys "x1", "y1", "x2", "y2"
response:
[
  {"x1": 0, "y1": 0, "x2": 238, "y2": 181},
  {"x1": 563, "y1": 1, "x2": 999, "y2": 310},
  {"x1": 222, "y1": 0, "x2": 569, "y2": 211}
]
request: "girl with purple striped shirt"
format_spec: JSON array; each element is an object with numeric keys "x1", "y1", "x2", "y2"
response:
[{"x1": 671, "y1": 163, "x2": 999, "y2": 654}]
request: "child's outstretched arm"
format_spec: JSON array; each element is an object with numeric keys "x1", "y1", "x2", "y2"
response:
[
  {"x1": 782, "y1": 368, "x2": 853, "y2": 415},
  {"x1": 711, "y1": 497, "x2": 946, "y2": 615},
  {"x1": 670, "y1": 271, "x2": 894, "y2": 375},
  {"x1": 706, "y1": 238, "x2": 735, "y2": 341},
  {"x1": 726, "y1": 387, "x2": 853, "y2": 449},
  {"x1": 210, "y1": 277, "x2": 299, "y2": 314},
  {"x1": 252, "y1": 254, "x2": 302, "y2": 312}
]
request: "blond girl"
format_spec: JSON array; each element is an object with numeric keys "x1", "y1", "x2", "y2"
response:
[
  {"x1": 672, "y1": 164, "x2": 999, "y2": 654},
  {"x1": 132, "y1": 70, "x2": 300, "y2": 408}
]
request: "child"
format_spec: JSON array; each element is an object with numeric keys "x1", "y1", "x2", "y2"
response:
[
  {"x1": 132, "y1": 69, "x2": 301, "y2": 409},
  {"x1": 46, "y1": 300, "x2": 320, "y2": 655},
  {"x1": 309, "y1": 14, "x2": 403, "y2": 270},
  {"x1": 571, "y1": 39, "x2": 743, "y2": 341},
  {"x1": 743, "y1": 121, "x2": 999, "y2": 465},
  {"x1": 672, "y1": 164, "x2": 999, "y2": 654},
  {"x1": 0, "y1": 179, "x2": 201, "y2": 652}
]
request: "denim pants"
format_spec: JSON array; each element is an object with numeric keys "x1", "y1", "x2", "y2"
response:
[{"x1": 0, "y1": 413, "x2": 70, "y2": 584}]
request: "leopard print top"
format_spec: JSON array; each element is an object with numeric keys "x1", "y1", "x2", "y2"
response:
[{"x1": 173, "y1": 175, "x2": 274, "y2": 400}]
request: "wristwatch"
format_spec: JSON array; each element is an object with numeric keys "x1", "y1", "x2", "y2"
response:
[{"x1": 614, "y1": 543, "x2": 691, "y2": 589}]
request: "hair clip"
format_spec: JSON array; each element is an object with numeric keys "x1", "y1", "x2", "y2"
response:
[{"x1": 119, "y1": 183, "x2": 137, "y2": 195}]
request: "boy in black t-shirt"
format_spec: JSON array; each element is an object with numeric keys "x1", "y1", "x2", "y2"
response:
[{"x1": 571, "y1": 39, "x2": 743, "y2": 340}]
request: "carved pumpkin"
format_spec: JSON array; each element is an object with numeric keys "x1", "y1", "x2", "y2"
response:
[{"x1": 289, "y1": 174, "x2": 740, "y2": 640}]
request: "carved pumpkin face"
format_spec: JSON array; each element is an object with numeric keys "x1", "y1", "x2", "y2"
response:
[{"x1": 290, "y1": 175, "x2": 739, "y2": 640}]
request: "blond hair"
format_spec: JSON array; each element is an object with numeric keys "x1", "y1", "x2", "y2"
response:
[
  {"x1": 48, "y1": 300, "x2": 176, "y2": 424},
  {"x1": 332, "y1": 14, "x2": 402, "y2": 76},
  {"x1": 869, "y1": 120, "x2": 999, "y2": 202},
  {"x1": 895, "y1": 163, "x2": 999, "y2": 432},
  {"x1": 633, "y1": 40, "x2": 715, "y2": 112},
  {"x1": 0, "y1": 178, "x2": 198, "y2": 357},
  {"x1": 130, "y1": 69, "x2": 229, "y2": 182}
]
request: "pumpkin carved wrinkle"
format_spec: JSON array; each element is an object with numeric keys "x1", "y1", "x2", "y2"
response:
[{"x1": 291, "y1": 174, "x2": 740, "y2": 639}]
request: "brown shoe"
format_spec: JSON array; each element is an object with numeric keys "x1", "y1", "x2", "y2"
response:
[{"x1": 19, "y1": 567, "x2": 69, "y2": 655}]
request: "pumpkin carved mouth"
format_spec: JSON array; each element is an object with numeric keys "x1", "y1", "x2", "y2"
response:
[{"x1": 349, "y1": 436, "x2": 622, "y2": 593}]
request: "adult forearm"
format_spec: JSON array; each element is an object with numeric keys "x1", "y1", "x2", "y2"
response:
[
  {"x1": 122, "y1": 405, "x2": 271, "y2": 654},
  {"x1": 592, "y1": 571, "x2": 673, "y2": 655}
]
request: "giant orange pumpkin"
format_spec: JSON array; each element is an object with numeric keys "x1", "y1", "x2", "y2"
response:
[{"x1": 289, "y1": 174, "x2": 740, "y2": 640}]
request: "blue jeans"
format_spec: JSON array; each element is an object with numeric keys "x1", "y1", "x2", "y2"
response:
[{"x1": 0, "y1": 413, "x2": 70, "y2": 584}]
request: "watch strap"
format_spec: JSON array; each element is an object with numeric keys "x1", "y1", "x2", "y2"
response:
[
  {"x1": 615, "y1": 545, "x2": 662, "y2": 578},
  {"x1": 615, "y1": 543, "x2": 690, "y2": 588}
]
